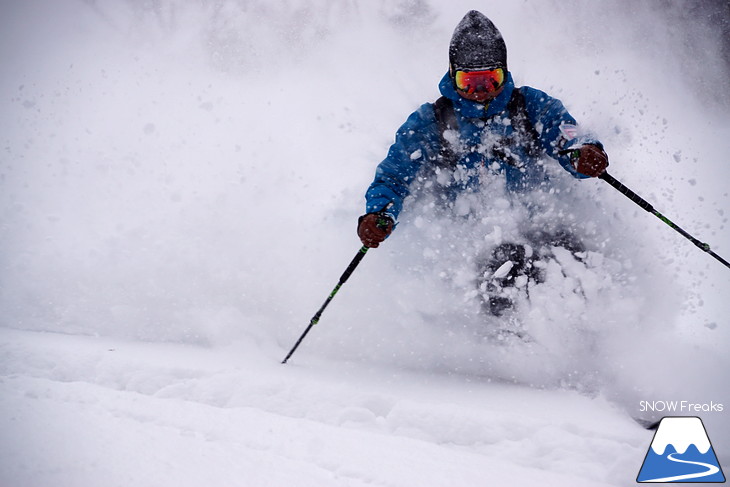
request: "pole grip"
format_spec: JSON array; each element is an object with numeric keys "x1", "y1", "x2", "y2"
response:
[
  {"x1": 599, "y1": 172, "x2": 654, "y2": 212},
  {"x1": 338, "y1": 246, "x2": 369, "y2": 285}
]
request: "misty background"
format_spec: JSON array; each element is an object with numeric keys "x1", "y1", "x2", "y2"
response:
[{"x1": 1, "y1": 0, "x2": 729, "y2": 463}]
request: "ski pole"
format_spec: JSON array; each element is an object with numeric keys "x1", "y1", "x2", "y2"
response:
[
  {"x1": 281, "y1": 245, "x2": 369, "y2": 364},
  {"x1": 599, "y1": 171, "x2": 730, "y2": 270}
]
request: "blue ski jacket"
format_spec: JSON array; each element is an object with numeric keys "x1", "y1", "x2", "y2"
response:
[{"x1": 365, "y1": 72, "x2": 602, "y2": 221}]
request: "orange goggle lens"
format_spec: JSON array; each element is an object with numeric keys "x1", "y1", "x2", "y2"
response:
[{"x1": 454, "y1": 68, "x2": 505, "y2": 95}]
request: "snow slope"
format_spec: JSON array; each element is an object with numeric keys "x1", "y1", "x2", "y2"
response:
[
  {"x1": 1, "y1": 1, "x2": 729, "y2": 486},
  {"x1": 0, "y1": 327, "x2": 648, "y2": 487}
]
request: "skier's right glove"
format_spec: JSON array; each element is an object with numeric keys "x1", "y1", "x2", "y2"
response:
[{"x1": 357, "y1": 212, "x2": 394, "y2": 248}]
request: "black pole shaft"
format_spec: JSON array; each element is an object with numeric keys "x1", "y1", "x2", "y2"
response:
[
  {"x1": 282, "y1": 246, "x2": 370, "y2": 364},
  {"x1": 599, "y1": 172, "x2": 730, "y2": 269}
]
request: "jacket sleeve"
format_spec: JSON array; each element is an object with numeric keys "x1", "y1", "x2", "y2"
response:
[
  {"x1": 520, "y1": 87, "x2": 603, "y2": 179},
  {"x1": 365, "y1": 103, "x2": 443, "y2": 221}
]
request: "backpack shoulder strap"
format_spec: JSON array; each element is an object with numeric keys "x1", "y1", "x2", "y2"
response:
[
  {"x1": 433, "y1": 96, "x2": 458, "y2": 132},
  {"x1": 432, "y1": 96, "x2": 459, "y2": 167},
  {"x1": 505, "y1": 88, "x2": 543, "y2": 157}
]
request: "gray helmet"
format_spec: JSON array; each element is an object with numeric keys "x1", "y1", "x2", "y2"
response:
[{"x1": 449, "y1": 11, "x2": 507, "y2": 71}]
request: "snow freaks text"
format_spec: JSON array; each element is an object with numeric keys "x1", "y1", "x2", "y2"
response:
[{"x1": 639, "y1": 401, "x2": 724, "y2": 413}]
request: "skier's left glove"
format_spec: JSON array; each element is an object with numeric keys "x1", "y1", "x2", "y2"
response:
[
  {"x1": 357, "y1": 212, "x2": 394, "y2": 248},
  {"x1": 572, "y1": 144, "x2": 609, "y2": 177}
]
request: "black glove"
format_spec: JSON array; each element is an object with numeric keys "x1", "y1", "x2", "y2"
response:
[
  {"x1": 572, "y1": 144, "x2": 609, "y2": 177},
  {"x1": 357, "y1": 212, "x2": 394, "y2": 248}
]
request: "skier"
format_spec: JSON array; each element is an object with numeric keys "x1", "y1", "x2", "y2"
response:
[{"x1": 357, "y1": 10, "x2": 610, "y2": 316}]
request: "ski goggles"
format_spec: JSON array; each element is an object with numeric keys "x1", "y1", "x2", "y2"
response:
[{"x1": 453, "y1": 68, "x2": 505, "y2": 95}]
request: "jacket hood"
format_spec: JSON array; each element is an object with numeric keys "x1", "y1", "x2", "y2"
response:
[{"x1": 438, "y1": 71, "x2": 515, "y2": 119}]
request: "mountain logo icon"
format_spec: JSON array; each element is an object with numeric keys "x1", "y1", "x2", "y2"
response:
[{"x1": 637, "y1": 416, "x2": 726, "y2": 483}]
